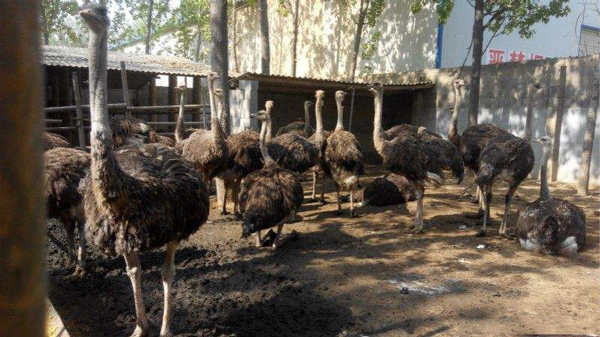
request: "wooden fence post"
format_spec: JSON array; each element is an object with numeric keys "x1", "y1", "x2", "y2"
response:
[
  {"x1": 149, "y1": 77, "x2": 157, "y2": 124},
  {"x1": 120, "y1": 61, "x2": 131, "y2": 117},
  {"x1": 577, "y1": 61, "x2": 600, "y2": 195},
  {"x1": 72, "y1": 72, "x2": 86, "y2": 149},
  {"x1": 546, "y1": 65, "x2": 567, "y2": 182},
  {"x1": 0, "y1": 2, "x2": 46, "y2": 336},
  {"x1": 193, "y1": 76, "x2": 202, "y2": 124}
]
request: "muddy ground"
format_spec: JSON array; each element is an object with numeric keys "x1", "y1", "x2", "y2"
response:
[{"x1": 48, "y1": 166, "x2": 600, "y2": 337}]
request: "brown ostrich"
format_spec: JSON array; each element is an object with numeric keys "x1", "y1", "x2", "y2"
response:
[
  {"x1": 239, "y1": 110, "x2": 303, "y2": 248},
  {"x1": 44, "y1": 132, "x2": 71, "y2": 150},
  {"x1": 322, "y1": 90, "x2": 364, "y2": 217},
  {"x1": 516, "y1": 136, "x2": 586, "y2": 255},
  {"x1": 358, "y1": 174, "x2": 416, "y2": 207},
  {"x1": 266, "y1": 100, "x2": 319, "y2": 174},
  {"x1": 179, "y1": 74, "x2": 229, "y2": 183},
  {"x1": 275, "y1": 100, "x2": 315, "y2": 137},
  {"x1": 79, "y1": 6, "x2": 209, "y2": 337},
  {"x1": 370, "y1": 83, "x2": 454, "y2": 233},
  {"x1": 44, "y1": 147, "x2": 90, "y2": 273},
  {"x1": 308, "y1": 90, "x2": 331, "y2": 203}
]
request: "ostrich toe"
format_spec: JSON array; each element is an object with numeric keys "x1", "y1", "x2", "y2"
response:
[{"x1": 476, "y1": 228, "x2": 487, "y2": 237}]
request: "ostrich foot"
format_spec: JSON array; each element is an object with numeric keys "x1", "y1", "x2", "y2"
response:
[
  {"x1": 465, "y1": 209, "x2": 484, "y2": 219},
  {"x1": 499, "y1": 231, "x2": 515, "y2": 240},
  {"x1": 160, "y1": 330, "x2": 173, "y2": 337},
  {"x1": 71, "y1": 265, "x2": 86, "y2": 277},
  {"x1": 130, "y1": 325, "x2": 149, "y2": 337},
  {"x1": 412, "y1": 227, "x2": 423, "y2": 234},
  {"x1": 350, "y1": 209, "x2": 357, "y2": 218},
  {"x1": 261, "y1": 229, "x2": 277, "y2": 247},
  {"x1": 470, "y1": 196, "x2": 479, "y2": 204},
  {"x1": 476, "y1": 228, "x2": 487, "y2": 237}
]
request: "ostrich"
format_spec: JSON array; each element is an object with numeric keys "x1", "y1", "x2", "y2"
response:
[
  {"x1": 44, "y1": 132, "x2": 71, "y2": 150},
  {"x1": 370, "y1": 83, "x2": 451, "y2": 233},
  {"x1": 276, "y1": 100, "x2": 315, "y2": 137},
  {"x1": 359, "y1": 174, "x2": 416, "y2": 207},
  {"x1": 266, "y1": 100, "x2": 319, "y2": 174},
  {"x1": 308, "y1": 90, "x2": 331, "y2": 203},
  {"x1": 447, "y1": 79, "x2": 510, "y2": 215},
  {"x1": 322, "y1": 90, "x2": 364, "y2": 217},
  {"x1": 239, "y1": 110, "x2": 303, "y2": 248},
  {"x1": 45, "y1": 147, "x2": 90, "y2": 273},
  {"x1": 179, "y1": 75, "x2": 229, "y2": 183},
  {"x1": 515, "y1": 136, "x2": 586, "y2": 255},
  {"x1": 79, "y1": 6, "x2": 209, "y2": 337}
]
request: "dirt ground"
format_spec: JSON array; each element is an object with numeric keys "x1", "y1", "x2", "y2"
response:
[{"x1": 47, "y1": 166, "x2": 600, "y2": 337}]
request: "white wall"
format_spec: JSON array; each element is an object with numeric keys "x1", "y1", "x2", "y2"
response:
[{"x1": 440, "y1": 0, "x2": 600, "y2": 68}]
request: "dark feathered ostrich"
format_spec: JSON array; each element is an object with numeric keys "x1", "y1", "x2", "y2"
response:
[
  {"x1": 308, "y1": 90, "x2": 331, "y2": 203},
  {"x1": 44, "y1": 132, "x2": 71, "y2": 150},
  {"x1": 448, "y1": 79, "x2": 509, "y2": 215},
  {"x1": 358, "y1": 173, "x2": 416, "y2": 207},
  {"x1": 79, "y1": 6, "x2": 209, "y2": 337},
  {"x1": 322, "y1": 90, "x2": 364, "y2": 217},
  {"x1": 276, "y1": 100, "x2": 315, "y2": 137},
  {"x1": 266, "y1": 100, "x2": 319, "y2": 174},
  {"x1": 239, "y1": 110, "x2": 303, "y2": 248},
  {"x1": 370, "y1": 83, "x2": 451, "y2": 233},
  {"x1": 45, "y1": 147, "x2": 90, "y2": 273},
  {"x1": 516, "y1": 136, "x2": 586, "y2": 255}
]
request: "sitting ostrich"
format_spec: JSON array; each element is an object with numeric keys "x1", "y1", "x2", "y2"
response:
[
  {"x1": 447, "y1": 79, "x2": 509, "y2": 215},
  {"x1": 45, "y1": 147, "x2": 90, "y2": 273},
  {"x1": 79, "y1": 6, "x2": 209, "y2": 336},
  {"x1": 44, "y1": 132, "x2": 71, "y2": 150},
  {"x1": 308, "y1": 90, "x2": 331, "y2": 203},
  {"x1": 359, "y1": 174, "x2": 416, "y2": 207},
  {"x1": 276, "y1": 100, "x2": 315, "y2": 137},
  {"x1": 266, "y1": 100, "x2": 319, "y2": 174},
  {"x1": 370, "y1": 83, "x2": 453, "y2": 233},
  {"x1": 516, "y1": 136, "x2": 586, "y2": 255},
  {"x1": 322, "y1": 90, "x2": 364, "y2": 217},
  {"x1": 239, "y1": 110, "x2": 303, "y2": 248}
]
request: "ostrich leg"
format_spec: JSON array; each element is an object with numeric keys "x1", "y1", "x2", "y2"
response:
[
  {"x1": 477, "y1": 184, "x2": 492, "y2": 237},
  {"x1": 255, "y1": 230, "x2": 263, "y2": 247},
  {"x1": 311, "y1": 171, "x2": 317, "y2": 201},
  {"x1": 63, "y1": 219, "x2": 76, "y2": 268},
  {"x1": 349, "y1": 190, "x2": 356, "y2": 218},
  {"x1": 320, "y1": 174, "x2": 327, "y2": 204},
  {"x1": 499, "y1": 185, "x2": 518, "y2": 237},
  {"x1": 124, "y1": 252, "x2": 149, "y2": 337},
  {"x1": 160, "y1": 241, "x2": 178, "y2": 337},
  {"x1": 221, "y1": 185, "x2": 229, "y2": 215},
  {"x1": 336, "y1": 187, "x2": 342, "y2": 214},
  {"x1": 75, "y1": 221, "x2": 86, "y2": 274},
  {"x1": 413, "y1": 182, "x2": 425, "y2": 234},
  {"x1": 466, "y1": 186, "x2": 485, "y2": 219},
  {"x1": 272, "y1": 221, "x2": 285, "y2": 249}
]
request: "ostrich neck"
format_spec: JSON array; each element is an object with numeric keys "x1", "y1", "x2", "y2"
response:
[
  {"x1": 303, "y1": 104, "x2": 311, "y2": 135},
  {"x1": 175, "y1": 90, "x2": 186, "y2": 142},
  {"x1": 372, "y1": 91, "x2": 387, "y2": 155},
  {"x1": 260, "y1": 119, "x2": 275, "y2": 167},
  {"x1": 208, "y1": 80, "x2": 216, "y2": 121},
  {"x1": 266, "y1": 107, "x2": 273, "y2": 141},
  {"x1": 335, "y1": 100, "x2": 344, "y2": 131},
  {"x1": 448, "y1": 88, "x2": 461, "y2": 146},
  {"x1": 213, "y1": 96, "x2": 226, "y2": 142},
  {"x1": 315, "y1": 98, "x2": 324, "y2": 142},
  {"x1": 540, "y1": 147, "x2": 551, "y2": 200},
  {"x1": 88, "y1": 28, "x2": 128, "y2": 201}
]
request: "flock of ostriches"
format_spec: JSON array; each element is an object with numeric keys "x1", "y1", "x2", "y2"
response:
[{"x1": 43, "y1": 5, "x2": 587, "y2": 337}]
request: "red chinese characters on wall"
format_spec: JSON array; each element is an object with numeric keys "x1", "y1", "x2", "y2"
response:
[{"x1": 486, "y1": 48, "x2": 544, "y2": 64}]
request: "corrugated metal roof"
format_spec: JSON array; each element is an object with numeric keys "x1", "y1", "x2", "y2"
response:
[{"x1": 42, "y1": 46, "x2": 213, "y2": 77}]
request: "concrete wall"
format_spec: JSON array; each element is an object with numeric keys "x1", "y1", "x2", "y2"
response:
[{"x1": 371, "y1": 55, "x2": 600, "y2": 184}]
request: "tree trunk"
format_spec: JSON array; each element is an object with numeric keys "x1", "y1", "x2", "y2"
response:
[
  {"x1": 577, "y1": 66, "x2": 599, "y2": 195},
  {"x1": 145, "y1": 0, "x2": 155, "y2": 54},
  {"x1": 349, "y1": 0, "x2": 369, "y2": 82},
  {"x1": 468, "y1": 0, "x2": 484, "y2": 127},
  {"x1": 210, "y1": 0, "x2": 229, "y2": 135},
  {"x1": 259, "y1": 0, "x2": 270, "y2": 74},
  {"x1": 232, "y1": 0, "x2": 239, "y2": 73},
  {"x1": 41, "y1": 0, "x2": 49, "y2": 45},
  {"x1": 524, "y1": 85, "x2": 535, "y2": 142},
  {"x1": 194, "y1": 24, "x2": 202, "y2": 62},
  {"x1": 291, "y1": 0, "x2": 300, "y2": 77}
]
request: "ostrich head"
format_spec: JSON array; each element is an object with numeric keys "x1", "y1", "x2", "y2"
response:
[
  {"x1": 335, "y1": 90, "x2": 346, "y2": 102},
  {"x1": 304, "y1": 101, "x2": 314, "y2": 109},
  {"x1": 315, "y1": 90, "x2": 325, "y2": 100},
  {"x1": 369, "y1": 82, "x2": 383, "y2": 97},
  {"x1": 535, "y1": 136, "x2": 552, "y2": 147},
  {"x1": 79, "y1": 3, "x2": 109, "y2": 32},
  {"x1": 453, "y1": 79, "x2": 465, "y2": 88},
  {"x1": 255, "y1": 110, "x2": 268, "y2": 122},
  {"x1": 417, "y1": 126, "x2": 427, "y2": 134},
  {"x1": 265, "y1": 100, "x2": 274, "y2": 111},
  {"x1": 214, "y1": 88, "x2": 224, "y2": 98}
]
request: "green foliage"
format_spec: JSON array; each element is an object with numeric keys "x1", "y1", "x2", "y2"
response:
[
  {"x1": 167, "y1": 0, "x2": 211, "y2": 60},
  {"x1": 40, "y1": 0, "x2": 83, "y2": 46},
  {"x1": 366, "y1": 0, "x2": 386, "y2": 27},
  {"x1": 362, "y1": 30, "x2": 381, "y2": 60}
]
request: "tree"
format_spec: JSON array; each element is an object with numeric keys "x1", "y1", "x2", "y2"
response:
[
  {"x1": 40, "y1": 0, "x2": 82, "y2": 46},
  {"x1": 346, "y1": 0, "x2": 386, "y2": 82},
  {"x1": 277, "y1": 0, "x2": 301, "y2": 76},
  {"x1": 210, "y1": 0, "x2": 229, "y2": 134},
  {"x1": 412, "y1": 0, "x2": 570, "y2": 126},
  {"x1": 124, "y1": 0, "x2": 171, "y2": 54},
  {"x1": 259, "y1": 0, "x2": 270, "y2": 74},
  {"x1": 577, "y1": 65, "x2": 599, "y2": 196},
  {"x1": 170, "y1": 0, "x2": 211, "y2": 61}
]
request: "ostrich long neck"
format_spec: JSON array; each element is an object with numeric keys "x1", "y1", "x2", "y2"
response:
[
  {"x1": 315, "y1": 97, "x2": 324, "y2": 143},
  {"x1": 175, "y1": 90, "x2": 186, "y2": 142},
  {"x1": 448, "y1": 86, "x2": 461, "y2": 146},
  {"x1": 303, "y1": 103, "x2": 311, "y2": 135},
  {"x1": 208, "y1": 79, "x2": 216, "y2": 122},
  {"x1": 260, "y1": 118, "x2": 275, "y2": 167},
  {"x1": 213, "y1": 94, "x2": 226, "y2": 142},
  {"x1": 88, "y1": 24, "x2": 128, "y2": 200},
  {"x1": 540, "y1": 146, "x2": 551, "y2": 200},
  {"x1": 372, "y1": 90, "x2": 387, "y2": 155},
  {"x1": 266, "y1": 105, "x2": 273, "y2": 141},
  {"x1": 335, "y1": 99, "x2": 344, "y2": 131}
]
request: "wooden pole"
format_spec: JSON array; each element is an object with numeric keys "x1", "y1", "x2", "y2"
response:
[
  {"x1": 120, "y1": 61, "x2": 131, "y2": 117},
  {"x1": 524, "y1": 84, "x2": 542, "y2": 142},
  {"x1": 546, "y1": 65, "x2": 567, "y2": 182},
  {"x1": 192, "y1": 76, "x2": 202, "y2": 123},
  {"x1": 168, "y1": 75, "x2": 178, "y2": 131},
  {"x1": 0, "y1": 2, "x2": 46, "y2": 336},
  {"x1": 149, "y1": 78, "x2": 158, "y2": 123},
  {"x1": 348, "y1": 87, "x2": 356, "y2": 132},
  {"x1": 577, "y1": 62, "x2": 600, "y2": 195},
  {"x1": 72, "y1": 72, "x2": 86, "y2": 149}
]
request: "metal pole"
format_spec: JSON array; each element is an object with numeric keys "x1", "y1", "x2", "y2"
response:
[
  {"x1": 348, "y1": 87, "x2": 356, "y2": 132},
  {"x1": 72, "y1": 72, "x2": 86, "y2": 149},
  {"x1": 0, "y1": 2, "x2": 46, "y2": 337}
]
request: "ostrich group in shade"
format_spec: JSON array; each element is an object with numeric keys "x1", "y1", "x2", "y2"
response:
[
  {"x1": 266, "y1": 100, "x2": 319, "y2": 175},
  {"x1": 79, "y1": 5, "x2": 209, "y2": 337},
  {"x1": 516, "y1": 136, "x2": 586, "y2": 255},
  {"x1": 239, "y1": 109, "x2": 304, "y2": 248},
  {"x1": 276, "y1": 100, "x2": 315, "y2": 137}
]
